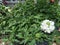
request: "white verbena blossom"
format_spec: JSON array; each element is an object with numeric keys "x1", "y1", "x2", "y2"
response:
[{"x1": 40, "y1": 20, "x2": 55, "y2": 33}]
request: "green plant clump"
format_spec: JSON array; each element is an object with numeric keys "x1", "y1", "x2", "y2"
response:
[{"x1": 0, "y1": 0, "x2": 60, "y2": 45}]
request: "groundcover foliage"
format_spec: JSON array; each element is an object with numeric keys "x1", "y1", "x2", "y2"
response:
[{"x1": 0, "y1": 0, "x2": 60, "y2": 45}]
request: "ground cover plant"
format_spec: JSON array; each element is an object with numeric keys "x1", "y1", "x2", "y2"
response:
[{"x1": 0, "y1": 0, "x2": 60, "y2": 45}]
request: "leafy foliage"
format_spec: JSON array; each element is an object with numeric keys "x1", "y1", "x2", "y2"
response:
[{"x1": 0, "y1": 0, "x2": 60, "y2": 45}]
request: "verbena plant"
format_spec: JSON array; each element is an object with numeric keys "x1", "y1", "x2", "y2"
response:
[{"x1": 0, "y1": 0, "x2": 60, "y2": 45}]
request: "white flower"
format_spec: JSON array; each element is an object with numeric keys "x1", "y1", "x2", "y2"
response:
[
  {"x1": 40, "y1": 20, "x2": 55, "y2": 33},
  {"x1": 8, "y1": 9, "x2": 11, "y2": 12}
]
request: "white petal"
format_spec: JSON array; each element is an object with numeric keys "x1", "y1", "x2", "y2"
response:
[
  {"x1": 44, "y1": 30, "x2": 47, "y2": 33},
  {"x1": 46, "y1": 30, "x2": 51, "y2": 33},
  {"x1": 50, "y1": 21, "x2": 54, "y2": 26},
  {"x1": 43, "y1": 25, "x2": 48, "y2": 30},
  {"x1": 50, "y1": 26, "x2": 55, "y2": 30}
]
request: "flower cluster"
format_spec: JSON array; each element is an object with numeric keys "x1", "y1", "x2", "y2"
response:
[{"x1": 40, "y1": 20, "x2": 55, "y2": 33}]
